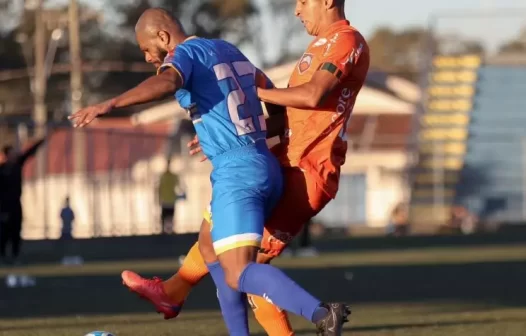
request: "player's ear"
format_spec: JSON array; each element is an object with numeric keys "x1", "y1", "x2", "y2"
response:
[
  {"x1": 325, "y1": 0, "x2": 339, "y2": 9},
  {"x1": 158, "y1": 30, "x2": 170, "y2": 46}
]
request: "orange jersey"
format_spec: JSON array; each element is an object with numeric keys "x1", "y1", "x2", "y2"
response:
[{"x1": 273, "y1": 20, "x2": 370, "y2": 198}]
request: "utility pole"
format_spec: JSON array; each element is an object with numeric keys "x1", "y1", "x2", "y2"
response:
[
  {"x1": 33, "y1": 0, "x2": 49, "y2": 237},
  {"x1": 69, "y1": 0, "x2": 85, "y2": 174},
  {"x1": 69, "y1": 0, "x2": 82, "y2": 114},
  {"x1": 34, "y1": 0, "x2": 47, "y2": 136}
]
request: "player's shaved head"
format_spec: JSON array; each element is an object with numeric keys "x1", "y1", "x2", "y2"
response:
[
  {"x1": 135, "y1": 8, "x2": 185, "y2": 38},
  {"x1": 135, "y1": 8, "x2": 189, "y2": 69}
]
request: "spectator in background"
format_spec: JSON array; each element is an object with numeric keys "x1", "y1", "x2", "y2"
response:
[
  {"x1": 448, "y1": 205, "x2": 478, "y2": 235},
  {"x1": 296, "y1": 219, "x2": 319, "y2": 257},
  {"x1": 157, "y1": 160, "x2": 185, "y2": 234},
  {"x1": 59, "y1": 196, "x2": 82, "y2": 265},
  {"x1": 386, "y1": 203, "x2": 409, "y2": 237},
  {"x1": 281, "y1": 219, "x2": 319, "y2": 257},
  {"x1": 60, "y1": 196, "x2": 74, "y2": 261},
  {"x1": 60, "y1": 197, "x2": 75, "y2": 239},
  {"x1": 0, "y1": 137, "x2": 46, "y2": 265}
]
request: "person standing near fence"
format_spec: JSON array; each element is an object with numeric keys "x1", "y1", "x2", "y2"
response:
[
  {"x1": 0, "y1": 137, "x2": 46, "y2": 265},
  {"x1": 59, "y1": 196, "x2": 83, "y2": 265},
  {"x1": 157, "y1": 159, "x2": 185, "y2": 234}
]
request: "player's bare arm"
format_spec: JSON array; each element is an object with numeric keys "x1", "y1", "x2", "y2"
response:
[
  {"x1": 254, "y1": 67, "x2": 287, "y2": 137},
  {"x1": 257, "y1": 69, "x2": 341, "y2": 109},
  {"x1": 69, "y1": 69, "x2": 182, "y2": 127}
]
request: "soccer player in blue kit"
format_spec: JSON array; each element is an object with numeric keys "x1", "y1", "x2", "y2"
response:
[{"x1": 69, "y1": 8, "x2": 349, "y2": 336}]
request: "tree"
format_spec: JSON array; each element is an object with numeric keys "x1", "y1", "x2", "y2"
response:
[
  {"x1": 367, "y1": 26, "x2": 486, "y2": 81},
  {"x1": 0, "y1": 0, "x2": 259, "y2": 124},
  {"x1": 251, "y1": 0, "x2": 306, "y2": 68},
  {"x1": 498, "y1": 28, "x2": 526, "y2": 54},
  {"x1": 83, "y1": 0, "x2": 257, "y2": 113},
  {"x1": 367, "y1": 27, "x2": 429, "y2": 81}
]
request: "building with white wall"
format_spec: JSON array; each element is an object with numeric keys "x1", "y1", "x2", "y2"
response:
[{"x1": 19, "y1": 63, "x2": 419, "y2": 238}]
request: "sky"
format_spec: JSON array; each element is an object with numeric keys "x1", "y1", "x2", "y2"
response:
[
  {"x1": 348, "y1": 0, "x2": 526, "y2": 53},
  {"x1": 347, "y1": 0, "x2": 525, "y2": 36},
  {"x1": 51, "y1": 0, "x2": 525, "y2": 38}
]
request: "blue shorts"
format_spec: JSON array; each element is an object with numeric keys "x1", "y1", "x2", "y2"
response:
[{"x1": 209, "y1": 141, "x2": 283, "y2": 255}]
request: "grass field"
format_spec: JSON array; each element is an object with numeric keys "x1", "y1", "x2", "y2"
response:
[{"x1": 1, "y1": 236, "x2": 526, "y2": 335}]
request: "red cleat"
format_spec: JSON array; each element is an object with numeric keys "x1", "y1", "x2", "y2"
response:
[{"x1": 122, "y1": 270, "x2": 184, "y2": 320}]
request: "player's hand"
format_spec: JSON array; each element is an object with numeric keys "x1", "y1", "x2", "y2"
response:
[
  {"x1": 187, "y1": 135, "x2": 207, "y2": 162},
  {"x1": 68, "y1": 100, "x2": 114, "y2": 128}
]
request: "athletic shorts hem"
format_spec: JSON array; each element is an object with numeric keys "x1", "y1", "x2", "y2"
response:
[{"x1": 213, "y1": 234, "x2": 262, "y2": 255}]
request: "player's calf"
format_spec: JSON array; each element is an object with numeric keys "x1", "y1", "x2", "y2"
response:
[{"x1": 199, "y1": 221, "x2": 252, "y2": 335}]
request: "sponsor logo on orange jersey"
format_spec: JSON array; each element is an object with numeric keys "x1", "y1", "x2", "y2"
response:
[{"x1": 298, "y1": 53, "x2": 313, "y2": 74}]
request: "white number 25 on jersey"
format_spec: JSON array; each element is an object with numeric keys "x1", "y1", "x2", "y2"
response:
[{"x1": 213, "y1": 61, "x2": 266, "y2": 136}]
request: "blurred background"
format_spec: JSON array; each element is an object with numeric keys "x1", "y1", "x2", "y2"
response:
[
  {"x1": 1, "y1": 0, "x2": 526, "y2": 240},
  {"x1": 1, "y1": 1, "x2": 526, "y2": 335}
]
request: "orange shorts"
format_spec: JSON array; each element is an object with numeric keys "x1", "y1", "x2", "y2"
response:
[
  {"x1": 259, "y1": 167, "x2": 332, "y2": 257},
  {"x1": 203, "y1": 167, "x2": 332, "y2": 257}
]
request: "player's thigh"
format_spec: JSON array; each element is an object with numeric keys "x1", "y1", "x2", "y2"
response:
[
  {"x1": 210, "y1": 184, "x2": 265, "y2": 257},
  {"x1": 263, "y1": 155, "x2": 284, "y2": 218},
  {"x1": 197, "y1": 217, "x2": 217, "y2": 264},
  {"x1": 260, "y1": 169, "x2": 331, "y2": 258}
]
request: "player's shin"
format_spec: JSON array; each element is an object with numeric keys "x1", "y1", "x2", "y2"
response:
[
  {"x1": 238, "y1": 262, "x2": 328, "y2": 324},
  {"x1": 162, "y1": 242, "x2": 208, "y2": 303},
  {"x1": 219, "y1": 246, "x2": 327, "y2": 324},
  {"x1": 208, "y1": 261, "x2": 250, "y2": 335},
  {"x1": 248, "y1": 294, "x2": 294, "y2": 336},
  {"x1": 203, "y1": 223, "x2": 250, "y2": 335}
]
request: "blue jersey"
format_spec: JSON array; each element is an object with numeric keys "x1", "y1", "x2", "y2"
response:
[{"x1": 158, "y1": 37, "x2": 269, "y2": 160}]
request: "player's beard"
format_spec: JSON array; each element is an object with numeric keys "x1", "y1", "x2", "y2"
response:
[{"x1": 152, "y1": 48, "x2": 168, "y2": 69}]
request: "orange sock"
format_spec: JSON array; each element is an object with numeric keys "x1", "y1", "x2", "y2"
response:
[
  {"x1": 248, "y1": 294, "x2": 294, "y2": 336},
  {"x1": 162, "y1": 242, "x2": 209, "y2": 303}
]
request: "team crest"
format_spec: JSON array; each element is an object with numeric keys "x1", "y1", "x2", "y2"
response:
[{"x1": 298, "y1": 53, "x2": 313, "y2": 74}]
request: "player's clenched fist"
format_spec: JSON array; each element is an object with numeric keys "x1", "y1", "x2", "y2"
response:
[{"x1": 68, "y1": 99, "x2": 115, "y2": 128}]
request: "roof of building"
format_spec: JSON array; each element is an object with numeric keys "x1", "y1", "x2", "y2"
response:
[{"x1": 22, "y1": 119, "x2": 172, "y2": 179}]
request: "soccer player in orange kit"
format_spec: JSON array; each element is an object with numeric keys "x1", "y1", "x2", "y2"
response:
[{"x1": 122, "y1": 1, "x2": 369, "y2": 335}]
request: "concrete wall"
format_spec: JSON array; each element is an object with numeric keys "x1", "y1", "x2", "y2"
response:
[
  {"x1": 20, "y1": 150, "x2": 410, "y2": 239},
  {"x1": 341, "y1": 151, "x2": 410, "y2": 227},
  {"x1": 21, "y1": 155, "x2": 212, "y2": 240}
]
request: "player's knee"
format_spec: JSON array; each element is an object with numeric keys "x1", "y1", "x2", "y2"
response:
[{"x1": 223, "y1": 267, "x2": 243, "y2": 290}]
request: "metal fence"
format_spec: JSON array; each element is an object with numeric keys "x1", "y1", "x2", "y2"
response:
[
  {"x1": 4, "y1": 123, "x2": 526, "y2": 239},
  {"x1": 1, "y1": 123, "x2": 212, "y2": 240},
  {"x1": 2, "y1": 120, "x2": 417, "y2": 239}
]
